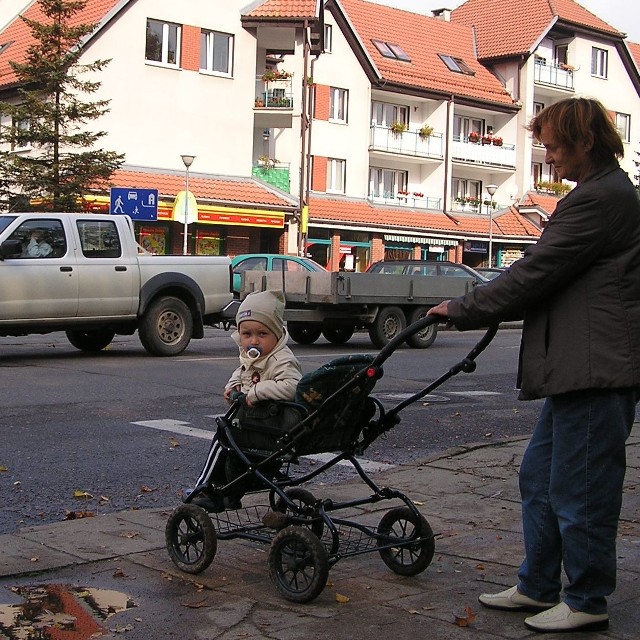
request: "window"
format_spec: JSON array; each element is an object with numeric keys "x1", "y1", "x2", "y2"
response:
[
  {"x1": 615, "y1": 113, "x2": 630, "y2": 142},
  {"x1": 330, "y1": 87, "x2": 348, "y2": 122},
  {"x1": 533, "y1": 101, "x2": 545, "y2": 115},
  {"x1": 453, "y1": 178, "x2": 481, "y2": 201},
  {"x1": 532, "y1": 162, "x2": 544, "y2": 186},
  {"x1": 371, "y1": 101, "x2": 409, "y2": 127},
  {"x1": 439, "y1": 54, "x2": 475, "y2": 75},
  {"x1": 554, "y1": 44, "x2": 568, "y2": 66},
  {"x1": 8, "y1": 219, "x2": 66, "y2": 258},
  {"x1": 76, "y1": 220, "x2": 122, "y2": 258},
  {"x1": 200, "y1": 30, "x2": 233, "y2": 75},
  {"x1": 11, "y1": 116, "x2": 30, "y2": 151},
  {"x1": 453, "y1": 115, "x2": 483, "y2": 140},
  {"x1": 591, "y1": 47, "x2": 608, "y2": 78},
  {"x1": 371, "y1": 39, "x2": 411, "y2": 62},
  {"x1": 324, "y1": 24, "x2": 332, "y2": 53},
  {"x1": 369, "y1": 167, "x2": 408, "y2": 199},
  {"x1": 327, "y1": 158, "x2": 346, "y2": 193},
  {"x1": 145, "y1": 19, "x2": 181, "y2": 66}
]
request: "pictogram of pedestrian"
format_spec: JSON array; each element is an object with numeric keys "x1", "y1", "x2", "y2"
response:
[{"x1": 113, "y1": 195, "x2": 124, "y2": 214}]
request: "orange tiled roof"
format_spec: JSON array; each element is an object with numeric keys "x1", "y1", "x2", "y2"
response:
[
  {"x1": 521, "y1": 190, "x2": 563, "y2": 217},
  {"x1": 0, "y1": 0, "x2": 125, "y2": 89},
  {"x1": 243, "y1": 0, "x2": 319, "y2": 19},
  {"x1": 309, "y1": 195, "x2": 541, "y2": 240},
  {"x1": 453, "y1": 0, "x2": 623, "y2": 61},
  {"x1": 110, "y1": 167, "x2": 298, "y2": 209},
  {"x1": 334, "y1": 0, "x2": 516, "y2": 108},
  {"x1": 627, "y1": 41, "x2": 640, "y2": 71}
]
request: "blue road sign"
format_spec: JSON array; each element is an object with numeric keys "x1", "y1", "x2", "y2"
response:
[{"x1": 110, "y1": 187, "x2": 158, "y2": 221}]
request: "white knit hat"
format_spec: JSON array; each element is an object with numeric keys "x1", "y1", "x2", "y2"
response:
[{"x1": 236, "y1": 290, "x2": 285, "y2": 338}]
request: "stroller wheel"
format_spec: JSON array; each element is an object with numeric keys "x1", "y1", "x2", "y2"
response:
[
  {"x1": 268, "y1": 526, "x2": 329, "y2": 603},
  {"x1": 377, "y1": 507, "x2": 435, "y2": 576},
  {"x1": 165, "y1": 504, "x2": 217, "y2": 574},
  {"x1": 274, "y1": 488, "x2": 324, "y2": 538}
]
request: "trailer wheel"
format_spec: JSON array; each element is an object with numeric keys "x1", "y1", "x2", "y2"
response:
[
  {"x1": 287, "y1": 322, "x2": 321, "y2": 345},
  {"x1": 368, "y1": 306, "x2": 406, "y2": 348},
  {"x1": 377, "y1": 507, "x2": 435, "y2": 576},
  {"x1": 139, "y1": 296, "x2": 193, "y2": 356},
  {"x1": 322, "y1": 326, "x2": 354, "y2": 344},
  {"x1": 268, "y1": 526, "x2": 329, "y2": 603},
  {"x1": 166, "y1": 504, "x2": 217, "y2": 574},
  {"x1": 406, "y1": 307, "x2": 438, "y2": 349},
  {"x1": 66, "y1": 329, "x2": 115, "y2": 352}
]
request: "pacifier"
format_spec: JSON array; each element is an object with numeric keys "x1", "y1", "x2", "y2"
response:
[{"x1": 246, "y1": 346, "x2": 262, "y2": 359}]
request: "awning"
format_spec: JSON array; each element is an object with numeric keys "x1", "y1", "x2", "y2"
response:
[{"x1": 384, "y1": 234, "x2": 457, "y2": 246}]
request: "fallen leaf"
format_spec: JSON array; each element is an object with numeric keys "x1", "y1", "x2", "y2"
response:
[
  {"x1": 99, "y1": 495, "x2": 111, "y2": 504},
  {"x1": 64, "y1": 510, "x2": 96, "y2": 520},
  {"x1": 169, "y1": 437, "x2": 180, "y2": 448},
  {"x1": 30, "y1": 557, "x2": 39, "y2": 563},
  {"x1": 0, "y1": 465, "x2": 8, "y2": 472},
  {"x1": 73, "y1": 489, "x2": 94, "y2": 499},
  {"x1": 139, "y1": 485, "x2": 155, "y2": 493},
  {"x1": 121, "y1": 531, "x2": 140, "y2": 539},
  {"x1": 113, "y1": 568, "x2": 127, "y2": 578},
  {"x1": 453, "y1": 605, "x2": 476, "y2": 627},
  {"x1": 336, "y1": 593, "x2": 350, "y2": 603}
]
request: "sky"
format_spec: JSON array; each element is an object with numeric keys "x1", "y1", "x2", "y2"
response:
[{"x1": 375, "y1": 0, "x2": 640, "y2": 43}]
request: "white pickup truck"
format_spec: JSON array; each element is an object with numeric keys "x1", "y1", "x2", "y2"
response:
[{"x1": 0, "y1": 213, "x2": 233, "y2": 356}]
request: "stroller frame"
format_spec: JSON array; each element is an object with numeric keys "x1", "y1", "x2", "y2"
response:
[{"x1": 166, "y1": 316, "x2": 497, "y2": 603}]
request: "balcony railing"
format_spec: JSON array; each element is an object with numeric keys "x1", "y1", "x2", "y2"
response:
[
  {"x1": 451, "y1": 136, "x2": 516, "y2": 168},
  {"x1": 369, "y1": 124, "x2": 444, "y2": 160},
  {"x1": 252, "y1": 163, "x2": 291, "y2": 192},
  {"x1": 534, "y1": 60, "x2": 574, "y2": 91},
  {"x1": 254, "y1": 77, "x2": 294, "y2": 109},
  {"x1": 369, "y1": 194, "x2": 442, "y2": 210}
]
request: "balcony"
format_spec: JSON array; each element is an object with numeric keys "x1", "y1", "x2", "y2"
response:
[
  {"x1": 451, "y1": 135, "x2": 516, "y2": 170},
  {"x1": 534, "y1": 60, "x2": 574, "y2": 91},
  {"x1": 369, "y1": 124, "x2": 444, "y2": 162},
  {"x1": 254, "y1": 75, "x2": 294, "y2": 129},
  {"x1": 369, "y1": 193, "x2": 442, "y2": 210},
  {"x1": 252, "y1": 162, "x2": 291, "y2": 192}
]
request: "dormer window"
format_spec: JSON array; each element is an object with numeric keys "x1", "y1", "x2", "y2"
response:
[
  {"x1": 439, "y1": 54, "x2": 475, "y2": 75},
  {"x1": 372, "y1": 39, "x2": 411, "y2": 62}
]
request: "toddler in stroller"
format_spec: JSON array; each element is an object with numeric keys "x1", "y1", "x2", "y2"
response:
[{"x1": 189, "y1": 289, "x2": 302, "y2": 512}]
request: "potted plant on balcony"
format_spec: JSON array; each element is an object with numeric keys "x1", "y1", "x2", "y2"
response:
[
  {"x1": 418, "y1": 124, "x2": 433, "y2": 140},
  {"x1": 491, "y1": 136, "x2": 503, "y2": 147},
  {"x1": 390, "y1": 121, "x2": 408, "y2": 137},
  {"x1": 468, "y1": 131, "x2": 481, "y2": 144},
  {"x1": 257, "y1": 155, "x2": 278, "y2": 169},
  {"x1": 255, "y1": 96, "x2": 265, "y2": 107},
  {"x1": 261, "y1": 69, "x2": 292, "y2": 82}
]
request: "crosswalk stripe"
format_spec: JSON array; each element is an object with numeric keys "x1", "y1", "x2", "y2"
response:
[{"x1": 130, "y1": 418, "x2": 393, "y2": 472}]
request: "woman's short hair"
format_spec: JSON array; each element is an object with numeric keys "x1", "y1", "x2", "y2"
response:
[{"x1": 528, "y1": 97, "x2": 624, "y2": 163}]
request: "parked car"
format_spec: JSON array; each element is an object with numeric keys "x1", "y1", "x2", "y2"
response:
[
  {"x1": 232, "y1": 253, "x2": 327, "y2": 295},
  {"x1": 366, "y1": 259, "x2": 489, "y2": 284},
  {"x1": 474, "y1": 267, "x2": 506, "y2": 280}
]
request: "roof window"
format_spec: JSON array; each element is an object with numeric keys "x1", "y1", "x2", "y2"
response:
[
  {"x1": 372, "y1": 39, "x2": 411, "y2": 62},
  {"x1": 0, "y1": 41, "x2": 14, "y2": 55},
  {"x1": 439, "y1": 54, "x2": 475, "y2": 75}
]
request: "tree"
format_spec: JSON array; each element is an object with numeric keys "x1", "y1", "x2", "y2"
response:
[{"x1": 0, "y1": 0, "x2": 124, "y2": 211}]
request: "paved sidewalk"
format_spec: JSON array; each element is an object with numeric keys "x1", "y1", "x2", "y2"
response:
[{"x1": 1, "y1": 428, "x2": 639, "y2": 639}]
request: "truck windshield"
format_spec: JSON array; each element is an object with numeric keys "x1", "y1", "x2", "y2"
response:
[{"x1": 0, "y1": 216, "x2": 17, "y2": 234}]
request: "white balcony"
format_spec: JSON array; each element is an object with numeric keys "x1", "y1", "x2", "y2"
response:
[
  {"x1": 369, "y1": 194, "x2": 442, "y2": 210},
  {"x1": 451, "y1": 136, "x2": 516, "y2": 169},
  {"x1": 369, "y1": 125, "x2": 444, "y2": 161}
]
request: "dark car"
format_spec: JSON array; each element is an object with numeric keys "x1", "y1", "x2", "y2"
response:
[{"x1": 366, "y1": 259, "x2": 489, "y2": 283}]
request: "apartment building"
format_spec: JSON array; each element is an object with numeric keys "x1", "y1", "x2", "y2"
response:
[{"x1": 0, "y1": 0, "x2": 638, "y2": 269}]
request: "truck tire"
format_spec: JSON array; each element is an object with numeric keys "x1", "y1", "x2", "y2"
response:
[
  {"x1": 368, "y1": 306, "x2": 406, "y2": 348},
  {"x1": 322, "y1": 326, "x2": 354, "y2": 344},
  {"x1": 66, "y1": 329, "x2": 115, "y2": 352},
  {"x1": 139, "y1": 296, "x2": 193, "y2": 356},
  {"x1": 287, "y1": 322, "x2": 321, "y2": 344},
  {"x1": 406, "y1": 307, "x2": 438, "y2": 349}
]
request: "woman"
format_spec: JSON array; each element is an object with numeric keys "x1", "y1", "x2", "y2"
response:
[{"x1": 429, "y1": 98, "x2": 640, "y2": 633}]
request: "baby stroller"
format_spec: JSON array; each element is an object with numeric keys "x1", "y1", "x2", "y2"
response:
[{"x1": 165, "y1": 316, "x2": 497, "y2": 603}]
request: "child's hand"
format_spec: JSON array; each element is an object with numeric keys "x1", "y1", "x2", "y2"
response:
[{"x1": 224, "y1": 385, "x2": 241, "y2": 403}]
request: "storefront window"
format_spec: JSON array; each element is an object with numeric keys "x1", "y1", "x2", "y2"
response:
[
  {"x1": 196, "y1": 229, "x2": 222, "y2": 255},
  {"x1": 139, "y1": 226, "x2": 167, "y2": 255}
]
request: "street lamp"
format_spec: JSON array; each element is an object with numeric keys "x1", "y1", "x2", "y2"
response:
[
  {"x1": 486, "y1": 184, "x2": 498, "y2": 267},
  {"x1": 180, "y1": 154, "x2": 196, "y2": 256}
]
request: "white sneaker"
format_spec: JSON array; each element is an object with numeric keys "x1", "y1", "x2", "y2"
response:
[
  {"x1": 478, "y1": 585, "x2": 559, "y2": 612},
  {"x1": 524, "y1": 602, "x2": 609, "y2": 633}
]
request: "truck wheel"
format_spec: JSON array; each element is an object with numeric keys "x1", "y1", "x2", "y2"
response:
[
  {"x1": 322, "y1": 327, "x2": 354, "y2": 344},
  {"x1": 287, "y1": 322, "x2": 321, "y2": 345},
  {"x1": 66, "y1": 329, "x2": 115, "y2": 352},
  {"x1": 139, "y1": 296, "x2": 193, "y2": 356},
  {"x1": 406, "y1": 307, "x2": 438, "y2": 349},
  {"x1": 368, "y1": 306, "x2": 406, "y2": 348}
]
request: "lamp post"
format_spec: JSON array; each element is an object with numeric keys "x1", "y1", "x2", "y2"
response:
[
  {"x1": 486, "y1": 184, "x2": 498, "y2": 267},
  {"x1": 180, "y1": 154, "x2": 195, "y2": 255}
]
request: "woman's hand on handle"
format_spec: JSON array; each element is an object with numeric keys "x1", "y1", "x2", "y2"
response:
[{"x1": 428, "y1": 300, "x2": 451, "y2": 319}]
